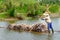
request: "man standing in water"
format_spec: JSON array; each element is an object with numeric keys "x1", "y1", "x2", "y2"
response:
[{"x1": 41, "y1": 11, "x2": 54, "y2": 33}]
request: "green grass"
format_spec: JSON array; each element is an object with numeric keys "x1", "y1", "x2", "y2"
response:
[
  {"x1": 49, "y1": 4, "x2": 59, "y2": 13},
  {"x1": 0, "y1": 12, "x2": 7, "y2": 18}
]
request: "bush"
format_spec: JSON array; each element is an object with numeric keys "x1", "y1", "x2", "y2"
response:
[
  {"x1": 39, "y1": 6, "x2": 46, "y2": 13},
  {"x1": 5, "y1": 1, "x2": 15, "y2": 17},
  {"x1": 49, "y1": 4, "x2": 59, "y2": 13},
  {"x1": 8, "y1": 7, "x2": 15, "y2": 17},
  {"x1": 27, "y1": 5, "x2": 46, "y2": 17},
  {"x1": 35, "y1": 6, "x2": 46, "y2": 16},
  {"x1": 16, "y1": 4, "x2": 28, "y2": 13}
]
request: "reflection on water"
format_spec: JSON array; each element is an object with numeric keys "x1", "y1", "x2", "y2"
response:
[
  {"x1": 46, "y1": 34, "x2": 53, "y2": 40},
  {"x1": 0, "y1": 18, "x2": 60, "y2": 40}
]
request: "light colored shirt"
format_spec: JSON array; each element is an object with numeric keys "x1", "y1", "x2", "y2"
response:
[{"x1": 43, "y1": 13, "x2": 51, "y2": 23}]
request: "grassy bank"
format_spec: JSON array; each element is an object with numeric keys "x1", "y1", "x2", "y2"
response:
[{"x1": 0, "y1": 0, "x2": 60, "y2": 20}]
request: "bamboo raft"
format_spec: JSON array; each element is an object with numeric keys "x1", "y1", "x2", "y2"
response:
[{"x1": 7, "y1": 23, "x2": 48, "y2": 32}]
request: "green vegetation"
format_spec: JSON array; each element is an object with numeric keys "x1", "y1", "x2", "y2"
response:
[
  {"x1": 0, "y1": 12, "x2": 7, "y2": 18},
  {"x1": 0, "y1": 0, "x2": 60, "y2": 20},
  {"x1": 49, "y1": 4, "x2": 59, "y2": 13}
]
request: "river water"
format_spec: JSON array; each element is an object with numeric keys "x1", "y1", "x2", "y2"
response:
[{"x1": 0, "y1": 18, "x2": 60, "y2": 40}]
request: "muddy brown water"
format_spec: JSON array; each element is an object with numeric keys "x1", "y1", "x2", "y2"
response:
[{"x1": 0, "y1": 18, "x2": 60, "y2": 40}]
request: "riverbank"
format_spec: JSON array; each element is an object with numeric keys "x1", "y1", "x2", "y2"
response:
[
  {"x1": 0, "y1": 12, "x2": 60, "y2": 21},
  {"x1": 0, "y1": 18, "x2": 18, "y2": 21},
  {"x1": 50, "y1": 13, "x2": 60, "y2": 18},
  {"x1": 0, "y1": 14, "x2": 60, "y2": 21}
]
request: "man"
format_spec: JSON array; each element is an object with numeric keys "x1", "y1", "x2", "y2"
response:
[{"x1": 41, "y1": 11, "x2": 54, "y2": 33}]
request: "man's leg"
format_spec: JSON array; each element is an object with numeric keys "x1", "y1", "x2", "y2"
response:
[
  {"x1": 50, "y1": 23, "x2": 54, "y2": 33},
  {"x1": 47, "y1": 23, "x2": 50, "y2": 33}
]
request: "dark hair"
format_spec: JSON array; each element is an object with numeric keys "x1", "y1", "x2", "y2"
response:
[{"x1": 43, "y1": 11, "x2": 45, "y2": 13}]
